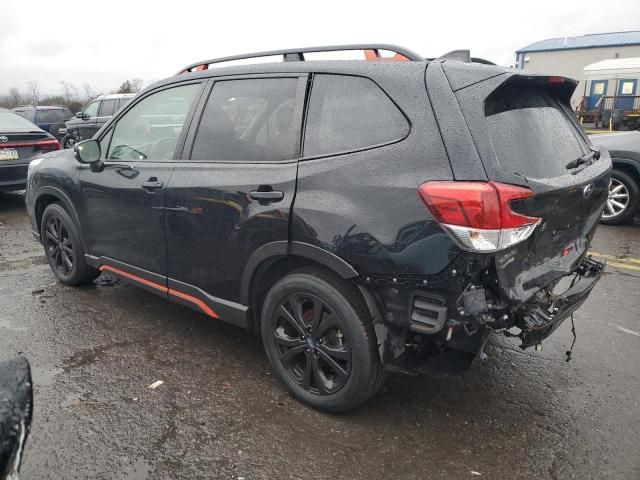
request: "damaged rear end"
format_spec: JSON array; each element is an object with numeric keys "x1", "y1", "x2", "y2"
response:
[{"x1": 384, "y1": 62, "x2": 609, "y2": 374}]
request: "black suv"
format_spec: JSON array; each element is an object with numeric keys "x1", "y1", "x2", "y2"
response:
[
  {"x1": 26, "y1": 45, "x2": 609, "y2": 412},
  {"x1": 62, "y1": 94, "x2": 135, "y2": 148},
  {"x1": 12, "y1": 105, "x2": 73, "y2": 140}
]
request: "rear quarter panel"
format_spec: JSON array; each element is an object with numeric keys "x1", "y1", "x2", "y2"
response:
[{"x1": 292, "y1": 65, "x2": 459, "y2": 277}]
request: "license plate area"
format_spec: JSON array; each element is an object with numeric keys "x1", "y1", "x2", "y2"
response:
[{"x1": 0, "y1": 148, "x2": 19, "y2": 161}]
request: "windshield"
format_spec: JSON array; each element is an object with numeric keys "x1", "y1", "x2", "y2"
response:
[
  {"x1": 0, "y1": 111, "x2": 41, "y2": 131},
  {"x1": 484, "y1": 85, "x2": 589, "y2": 179}
]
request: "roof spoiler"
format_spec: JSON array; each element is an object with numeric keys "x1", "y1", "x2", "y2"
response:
[{"x1": 430, "y1": 49, "x2": 496, "y2": 65}]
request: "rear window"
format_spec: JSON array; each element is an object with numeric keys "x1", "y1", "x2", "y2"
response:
[
  {"x1": 304, "y1": 74, "x2": 409, "y2": 157},
  {"x1": 484, "y1": 85, "x2": 588, "y2": 178},
  {"x1": 35, "y1": 109, "x2": 65, "y2": 124},
  {"x1": 0, "y1": 112, "x2": 39, "y2": 130}
]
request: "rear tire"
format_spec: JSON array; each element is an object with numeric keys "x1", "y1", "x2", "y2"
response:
[
  {"x1": 62, "y1": 135, "x2": 77, "y2": 149},
  {"x1": 41, "y1": 203, "x2": 99, "y2": 285},
  {"x1": 261, "y1": 269, "x2": 384, "y2": 412},
  {"x1": 600, "y1": 169, "x2": 639, "y2": 225}
]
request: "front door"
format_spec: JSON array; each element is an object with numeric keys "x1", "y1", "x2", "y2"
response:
[
  {"x1": 615, "y1": 79, "x2": 638, "y2": 110},
  {"x1": 588, "y1": 79, "x2": 607, "y2": 110},
  {"x1": 76, "y1": 99, "x2": 101, "y2": 140},
  {"x1": 76, "y1": 82, "x2": 203, "y2": 276},
  {"x1": 164, "y1": 75, "x2": 306, "y2": 319}
]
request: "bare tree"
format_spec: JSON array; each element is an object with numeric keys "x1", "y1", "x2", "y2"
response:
[
  {"x1": 8, "y1": 87, "x2": 22, "y2": 107},
  {"x1": 130, "y1": 78, "x2": 144, "y2": 93},
  {"x1": 26, "y1": 81, "x2": 40, "y2": 105},
  {"x1": 60, "y1": 81, "x2": 78, "y2": 104}
]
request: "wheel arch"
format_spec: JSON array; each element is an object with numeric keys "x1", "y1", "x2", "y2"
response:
[
  {"x1": 611, "y1": 157, "x2": 640, "y2": 185},
  {"x1": 34, "y1": 186, "x2": 88, "y2": 252},
  {"x1": 241, "y1": 241, "x2": 361, "y2": 333}
]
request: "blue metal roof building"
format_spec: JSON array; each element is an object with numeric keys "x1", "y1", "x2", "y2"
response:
[
  {"x1": 517, "y1": 31, "x2": 640, "y2": 54},
  {"x1": 515, "y1": 31, "x2": 640, "y2": 108}
]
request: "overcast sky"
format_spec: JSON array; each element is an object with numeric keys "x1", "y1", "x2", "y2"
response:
[{"x1": 1, "y1": 0, "x2": 639, "y2": 97}]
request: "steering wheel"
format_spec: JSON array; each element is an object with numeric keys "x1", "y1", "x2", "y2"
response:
[{"x1": 148, "y1": 137, "x2": 177, "y2": 160}]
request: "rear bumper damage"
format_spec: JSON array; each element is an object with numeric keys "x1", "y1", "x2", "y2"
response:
[
  {"x1": 361, "y1": 255, "x2": 605, "y2": 375},
  {"x1": 514, "y1": 256, "x2": 605, "y2": 348}
]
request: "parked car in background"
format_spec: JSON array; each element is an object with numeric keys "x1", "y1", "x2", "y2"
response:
[
  {"x1": 0, "y1": 108, "x2": 60, "y2": 192},
  {"x1": 26, "y1": 45, "x2": 608, "y2": 412},
  {"x1": 590, "y1": 131, "x2": 640, "y2": 224},
  {"x1": 62, "y1": 93, "x2": 135, "y2": 148},
  {"x1": 11, "y1": 105, "x2": 73, "y2": 141}
]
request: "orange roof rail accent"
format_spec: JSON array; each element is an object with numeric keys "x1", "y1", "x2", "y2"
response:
[{"x1": 364, "y1": 49, "x2": 409, "y2": 62}]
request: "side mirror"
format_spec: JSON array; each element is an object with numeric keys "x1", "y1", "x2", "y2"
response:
[
  {"x1": 75, "y1": 111, "x2": 85, "y2": 119},
  {"x1": 74, "y1": 139, "x2": 101, "y2": 164},
  {"x1": 0, "y1": 357, "x2": 33, "y2": 480}
]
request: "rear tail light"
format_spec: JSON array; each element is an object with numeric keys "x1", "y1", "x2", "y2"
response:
[
  {"x1": 34, "y1": 139, "x2": 60, "y2": 152},
  {"x1": 418, "y1": 181, "x2": 541, "y2": 252}
]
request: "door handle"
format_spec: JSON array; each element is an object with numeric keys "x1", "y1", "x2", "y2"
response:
[
  {"x1": 249, "y1": 190, "x2": 284, "y2": 202},
  {"x1": 142, "y1": 180, "x2": 164, "y2": 192}
]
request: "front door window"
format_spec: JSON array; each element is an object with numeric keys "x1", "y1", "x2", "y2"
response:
[{"x1": 107, "y1": 84, "x2": 200, "y2": 161}]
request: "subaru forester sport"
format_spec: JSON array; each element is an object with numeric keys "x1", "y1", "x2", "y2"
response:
[{"x1": 26, "y1": 45, "x2": 608, "y2": 412}]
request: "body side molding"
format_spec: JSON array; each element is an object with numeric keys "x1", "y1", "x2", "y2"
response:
[{"x1": 86, "y1": 255, "x2": 248, "y2": 329}]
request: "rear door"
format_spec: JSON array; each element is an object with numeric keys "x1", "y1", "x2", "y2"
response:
[
  {"x1": 96, "y1": 98, "x2": 119, "y2": 130},
  {"x1": 164, "y1": 75, "x2": 306, "y2": 315},
  {"x1": 441, "y1": 66, "x2": 611, "y2": 302}
]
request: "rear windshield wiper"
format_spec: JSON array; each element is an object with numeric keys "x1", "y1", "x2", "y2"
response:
[{"x1": 566, "y1": 148, "x2": 600, "y2": 170}]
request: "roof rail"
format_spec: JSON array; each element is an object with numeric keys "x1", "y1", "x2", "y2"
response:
[{"x1": 178, "y1": 44, "x2": 425, "y2": 74}]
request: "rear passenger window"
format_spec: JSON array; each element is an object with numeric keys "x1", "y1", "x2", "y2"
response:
[
  {"x1": 99, "y1": 99, "x2": 118, "y2": 117},
  {"x1": 191, "y1": 78, "x2": 301, "y2": 162},
  {"x1": 304, "y1": 75, "x2": 409, "y2": 157}
]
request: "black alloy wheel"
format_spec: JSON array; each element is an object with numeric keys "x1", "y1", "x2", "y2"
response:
[
  {"x1": 40, "y1": 203, "x2": 99, "y2": 285},
  {"x1": 44, "y1": 215, "x2": 74, "y2": 276},
  {"x1": 272, "y1": 293, "x2": 352, "y2": 395},
  {"x1": 261, "y1": 270, "x2": 385, "y2": 412}
]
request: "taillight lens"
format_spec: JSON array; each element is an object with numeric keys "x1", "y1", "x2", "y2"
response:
[
  {"x1": 34, "y1": 139, "x2": 60, "y2": 152},
  {"x1": 418, "y1": 181, "x2": 541, "y2": 252}
]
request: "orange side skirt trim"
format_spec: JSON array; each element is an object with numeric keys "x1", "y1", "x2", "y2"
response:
[
  {"x1": 99, "y1": 265, "x2": 220, "y2": 319},
  {"x1": 168, "y1": 288, "x2": 219, "y2": 319}
]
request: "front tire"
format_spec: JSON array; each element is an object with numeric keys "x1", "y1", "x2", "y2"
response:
[
  {"x1": 41, "y1": 203, "x2": 99, "y2": 285},
  {"x1": 601, "y1": 169, "x2": 639, "y2": 225},
  {"x1": 261, "y1": 269, "x2": 384, "y2": 412}
]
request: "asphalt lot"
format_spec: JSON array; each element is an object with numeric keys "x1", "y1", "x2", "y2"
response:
[{"x1": 1, "y1": 191, "x2": 639, "y2": 480}]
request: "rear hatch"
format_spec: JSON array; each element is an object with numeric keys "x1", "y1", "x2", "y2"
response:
[
  {"x1": 1, "y1": 110, "x2": 58, "y2": 163},
  {"x1": 0, "y1": 131, "x2": 55, "y2": 163},
  {"x1": 442, "y1": 65, "x2": 611, "y2": 303}
]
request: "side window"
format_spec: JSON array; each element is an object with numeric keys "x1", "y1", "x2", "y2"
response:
[
  {"x1": 99, "y1": 99, "x2": 118, "y2": 117},
  {"x1": 303, "y1": 75, "x2": 409, "y2": 157},
  {"x1": 107, "y1": 84, "x2": 199, "y2": 161},
  {"x1": 83, "y1": 101, "x2": 100, "y2": 118},
  {"x1": 190, "y1": 78, "x2": 301, "y2": 162}
]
